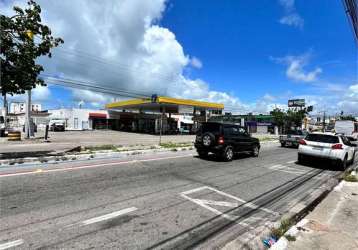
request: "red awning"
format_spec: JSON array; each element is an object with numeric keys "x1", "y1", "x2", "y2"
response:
[{"x1": 89, "y1": 113, "x2": 107, "y2": 119}]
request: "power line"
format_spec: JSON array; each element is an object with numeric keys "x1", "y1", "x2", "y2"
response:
[{"x1": 41, "y1": 75, "x2": 153, "y2": 99}]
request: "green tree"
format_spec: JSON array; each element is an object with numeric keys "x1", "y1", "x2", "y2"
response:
[
  {"x1": 339, "y1": 115, "x2": 356, "y2": 121},
  {"x1": 1, "y1": 0, "x2": 63, "y2": 133},
  {"x1": 270, "y1": 108, "x2": 286, "y2": 134},
  {"x1": 286, "y1": 109, "x2": 307, "y2": 128}
]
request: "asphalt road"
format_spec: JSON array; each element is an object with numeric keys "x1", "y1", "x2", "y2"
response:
[{"x1": 0, "y1": 144, "x2": 349, "y2": 249}]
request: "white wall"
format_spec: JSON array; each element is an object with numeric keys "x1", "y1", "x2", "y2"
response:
[{"x1": 48, "y1": 108, "x2": 107, "y2": 130}]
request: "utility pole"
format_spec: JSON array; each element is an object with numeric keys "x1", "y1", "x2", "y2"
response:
[
  {"x1": 3, "y1": 94, "x2": 8, "y2": 129},
  {"x1": 322, "y1": 111, "x2": 326, "y2": 132},
  {"x1": 25, "y1": 89, "x2": 34, "y2": 138}
]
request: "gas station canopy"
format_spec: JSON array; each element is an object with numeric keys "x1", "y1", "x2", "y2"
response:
[{"x1": 105, "y1": 96, "x2": 224, "y2": 113}]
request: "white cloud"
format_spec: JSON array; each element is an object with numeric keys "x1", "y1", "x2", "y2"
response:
[
  {"x1": 347, "y1": 84, "x2": 358, "y2": 100},
  {"x1": 278, "y1": 0, "x2": 304, "y2": 29},
  {"x1": 2, "y1": 0, "x2": 247, "y2": 111},
  {"x1": 337, "y1": 84, "x2": 358, "y2": 115},
  {"x1": 190, "y1": 57, "x2": 203, "y2": 69},
  {"x1": 272, "y1": 52, "x2": 322, "y2": 82},
  {"x1": 279, "y1": 14, "x2": 304, "y2": 29},
  {"x1": 6, "y1": 86, "x2": 51, "y2": 104},
  {"x1": 32, "y1": 86, "x2": 51, "y2": 101}
]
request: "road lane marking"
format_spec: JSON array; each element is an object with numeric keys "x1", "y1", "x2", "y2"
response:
[
  {"x1": 0, "y1": 154, "x2": 193, "y2": 178},
  {"x1": 287, "y1": 160, "x2": 296, "y2": 164},
  {"x1": 0, "y1": 239, "x2": 24, "y2": 250},
  {"x1": 269, "y1": 164, "x2": 306, "y2": 175},
  {"x1": 81, "y1": 207, "x2": 138, "y2": 226},
  {"x1": 181, "y1": 186, "x2": 278, "y2": 221}
]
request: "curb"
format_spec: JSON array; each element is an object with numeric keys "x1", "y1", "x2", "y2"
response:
[{"x1": 221, "y1": 170, "x2": 341, "y2": 250}]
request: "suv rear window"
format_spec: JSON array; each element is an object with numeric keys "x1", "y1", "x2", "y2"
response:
[
  {"x1": 305, "y1": 134, "x2": 339, "y2": 143},
  {"x1": 200, "y1": 123, "x2": 221, "y2": 134},
  {"x1": 288, "y1": 130, "x2": 306, "y2": 135}
]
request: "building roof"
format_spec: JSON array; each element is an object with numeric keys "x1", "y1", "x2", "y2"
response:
[{"x1": 106, "y1": 96, "x2": 224, "y2": 113}]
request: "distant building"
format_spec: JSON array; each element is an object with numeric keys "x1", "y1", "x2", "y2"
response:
[
  {"x1": 48, "y1": 108, "x2": 109, "y2": 130},
  {"x1": 209, "y1": 114, "x2": 276, "y2": 134},
  {"x1": 9, "y1": 102, "x2": 42, "y2": 114}
]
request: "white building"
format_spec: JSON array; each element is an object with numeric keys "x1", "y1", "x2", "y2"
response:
[
  {"x1": 10, "y1": 102, "x2": 42, "y2": 114},
  {"x1": 48, "y1": 108, "x2": 108, "y2": 130}
]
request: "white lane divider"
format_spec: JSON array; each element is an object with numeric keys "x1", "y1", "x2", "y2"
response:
[
  {"x1": 286, "y1": 160, "x2": 296, "y2": 164},
  {"x1": 0, "y1": 239, "x2": 24, "y2": 250},
  {"x1": 81, "y1": 207, "x2": 138, "y2": 226}
]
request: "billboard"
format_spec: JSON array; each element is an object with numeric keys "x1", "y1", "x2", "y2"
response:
[{"x1": 288, "y1": 99, "x2": 305, "y2": 107}]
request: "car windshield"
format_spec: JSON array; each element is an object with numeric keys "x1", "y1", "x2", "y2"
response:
[{"x1": 305, "y1": 134, "x2": 339, "y2": 144}]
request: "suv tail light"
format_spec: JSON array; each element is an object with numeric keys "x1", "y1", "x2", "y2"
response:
[
  {"x1": 331, "y1": 144, "x2": 343, "y2": 150},
  {"x1": 298, "y1": 139, "x2": 306, "y2": 145},
  {"x1": 218, "y1": 136, "x2": 224, "y2": 144}
]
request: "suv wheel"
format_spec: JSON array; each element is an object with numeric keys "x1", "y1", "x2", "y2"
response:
[
  {"x1": 281, "y1": 142, "x2": 286, "y2": 147},
  {"x1": 251, "y1": 145, "x2": 259, "y2": 157},
  {"x1": 222, "y1": 146, "x2": 234, "y2": 161},
  {"x1": 197, "y1": 150, "x2": 208, "y2": 158},
  {"x1": 202, "y1": 132, "x2": 214, "y2": 147}
]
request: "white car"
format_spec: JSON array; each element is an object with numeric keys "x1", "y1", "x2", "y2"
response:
[{"x1": 298, "y1": 132, "x2": 356, "y2": 170}]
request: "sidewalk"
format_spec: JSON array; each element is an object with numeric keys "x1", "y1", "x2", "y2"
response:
[{"x1": 274, "y1": 178, "x2": 358, "y2": 250}]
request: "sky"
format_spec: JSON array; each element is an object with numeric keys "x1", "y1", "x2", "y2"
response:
[{"x1": 1, "y1": 0, "x2": 357, "y2": 115}]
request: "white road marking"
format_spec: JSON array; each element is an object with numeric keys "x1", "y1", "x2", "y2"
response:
[
  {"x1": 181, "y1": 186, "x2": 278, "y2": 222},
  {"x1": 81, "y1": 207, "x2": 138, "y2": 226},
  {"x1": 269, "y1": 164, "x2": 306, "y2": 175},
  {"x1": 0, "y1": 239, "x2": 24, "y2": 250},
  {"x1": 287, "y1": 160, "x2": 296, "y2": 164},
  {"x1": 0, "y1": 154, "x2": 193, "y2": 178}
]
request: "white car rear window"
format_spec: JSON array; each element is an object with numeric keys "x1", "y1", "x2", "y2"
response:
[{"x1": 305, "y1": 134, "x2": 339, "y2": 143}]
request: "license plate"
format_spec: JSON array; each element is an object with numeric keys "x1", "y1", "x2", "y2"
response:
[
  {"x1": 312, "y1": 146, "x2": 323, "y2": 150},
  {"x1": 286, "y1": 142, "x2": 292, "y2": 146}
]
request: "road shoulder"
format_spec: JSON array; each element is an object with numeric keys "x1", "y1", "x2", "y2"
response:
[{"x1": 281, "y1": 179, "x2": 358, "y2": 250}]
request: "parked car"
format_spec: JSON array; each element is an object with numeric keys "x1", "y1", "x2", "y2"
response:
[
  {"x1": 298, "y1": 132, "x2": 356, "y2": 169},
  {"x1": 279, "y1": 130, "x2": 308, "y2": 148},
  {"x1": 49, "y1": 119, "x2": 66, "y2": 132},
  {"x1": 194, "y1": 122, "x2": 260, "y2": 161}
]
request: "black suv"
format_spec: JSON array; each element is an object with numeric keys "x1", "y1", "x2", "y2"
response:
[{"x1": 194, "y1": 122, "x2": 260, "y2": 161}]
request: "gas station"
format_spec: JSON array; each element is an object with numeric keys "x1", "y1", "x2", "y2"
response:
[{"x1": 105, "y1": 95, "x2": 224, "y2": 135}]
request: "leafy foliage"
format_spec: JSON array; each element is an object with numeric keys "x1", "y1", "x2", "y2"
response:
[
  {"x1": 0, "y1": 0, "x2": 63, "y2": 96},
  {"x1": 270, "y1": 107, "x2": 308, "y2": 132}
]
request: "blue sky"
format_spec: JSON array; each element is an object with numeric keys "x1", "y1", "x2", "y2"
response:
[
  {"x1": 160, "y1": 0, "x2": 356, "y2": 102},
  {"x1": 2, "y1": 0, "x2": 357, "y2": 114}
]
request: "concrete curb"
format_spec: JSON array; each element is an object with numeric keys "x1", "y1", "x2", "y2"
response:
[
  {"x1": 265, "y1": 166, "x2": 358, "y2": 250},
  {"x1": 221, "y1": 170, "x2": 341, "y2": 250},
  {"x1": 0, "y1": 146, "x2": 195, "y2": 167}
]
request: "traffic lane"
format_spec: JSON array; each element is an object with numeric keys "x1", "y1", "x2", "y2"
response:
[
  {"x1": 0, "y1": 146, "x2": 338, "y2": 249},
  {"x1": 0, "y1": 145, "x2": 295, "y2": 218},
  {"x1": 17, "y1": 156, "x2": 339, "y2": 249},
  {"x1": 0, "y1": 140, "x2": 278, "y2": 175},
  {"x1": 0, "y1": 147, "x2": 295, "y2": 233}
]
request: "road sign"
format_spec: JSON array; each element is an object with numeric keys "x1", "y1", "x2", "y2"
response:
[{"x1": 288, "y1": 99, "x2": 305, "y2": 107}]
